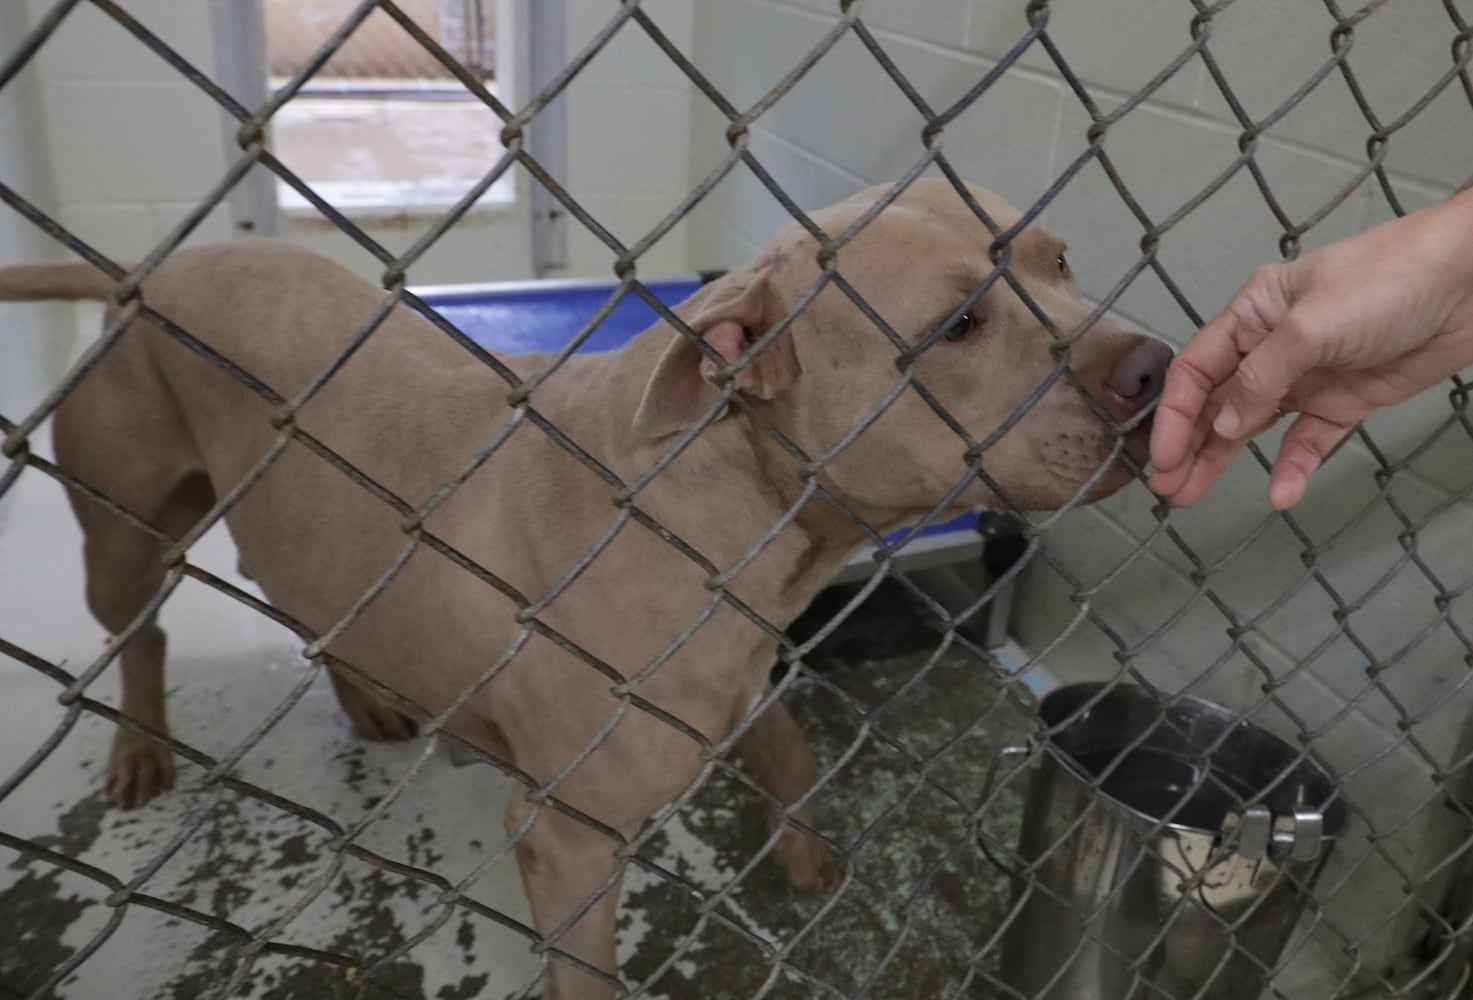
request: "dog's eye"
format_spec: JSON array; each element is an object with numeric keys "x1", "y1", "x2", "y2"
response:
[
  {"x1": 943, "y1": 311, "x2": 978, "y2": 342},
  {"x1": 1057, "y1": 253, "x2": 1069, "y2": 274}
]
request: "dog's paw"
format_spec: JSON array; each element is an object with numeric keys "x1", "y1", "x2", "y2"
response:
[
  {"x1": 329, "y1": 668, "x2": 419, "y2": 741},
  {"x1": 771, "y1": 827, "x2": 841, "y2": 892},
  {"x1": 344, "y1": 698, "x2": 418, "y2": 742},
  {"x1": 106, "y1": 732, "x2": 175, "y2": 809}
]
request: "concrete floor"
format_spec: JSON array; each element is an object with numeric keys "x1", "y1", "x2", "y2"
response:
[{"x1": 0, "y1": 429, "x2": 1037, "y2": 999}]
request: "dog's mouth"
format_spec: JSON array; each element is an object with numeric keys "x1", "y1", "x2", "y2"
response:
[
  {"x1": 1121, "y1": 419, "x2": 1154, "y2": 467},
  {"x1": 1037, "y1": 421, "x2": 1152, "y2": 494}
]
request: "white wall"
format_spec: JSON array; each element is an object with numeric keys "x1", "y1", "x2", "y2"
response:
[
  {"x1": 684, "y1": 0, "x2": 1473, "y2": 984},
  {"x1": 555, "y1": 1, "x2": 697, "y2": 277},
  {"x1": 16, "y1": 0, "x2": 237, "y2": 260},
  {"x1": 0, "y1": 3, "x2": 71, "y2": 459}
]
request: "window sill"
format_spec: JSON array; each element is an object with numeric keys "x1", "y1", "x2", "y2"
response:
[
  {"x1": 270, "y1": 89, "x2": 514, "y2": 226},
  {"x1": 276, "y1": 172, "x2": 517, "y2": 224}
]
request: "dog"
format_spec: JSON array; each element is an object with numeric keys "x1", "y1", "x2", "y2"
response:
[{"x1": 0, "y1": 179, "x2": 1170, "y2": 998}]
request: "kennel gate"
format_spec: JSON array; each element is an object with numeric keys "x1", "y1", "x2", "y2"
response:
[{"x1": 3, "y1": 1, "x2": 1473, "y2": 998}]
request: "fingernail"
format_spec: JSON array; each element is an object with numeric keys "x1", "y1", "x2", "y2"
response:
[
  {"x1": 1270, "y1": 471, "x2": 1305, "y2": 510},
  {"x1": 1213, "y1": 404, "x2": 1240, "y2": 438}
]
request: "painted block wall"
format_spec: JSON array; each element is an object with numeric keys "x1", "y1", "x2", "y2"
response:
[
  {"x1": 555, "y1": 1, "x2": 697, "y2": 277},
  {"x1": 682, "y1": 0, "x2": 1473, "y2": 983},
  {"x1": 0, "y1": 1, "x2": 72, "y2": 537}
]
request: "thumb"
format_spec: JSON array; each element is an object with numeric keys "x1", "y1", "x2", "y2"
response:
[{"x1": 1210, "y1": 312, "x2": 1320, "y2": 440}]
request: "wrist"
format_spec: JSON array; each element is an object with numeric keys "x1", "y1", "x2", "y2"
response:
[{"x1": 1408, "y1": 188, "x2": 1473, "y2": 308}]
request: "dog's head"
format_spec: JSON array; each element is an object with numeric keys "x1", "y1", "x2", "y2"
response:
[{"x1": 634, "y1": 179, "x2": 1171, "y2": 519}]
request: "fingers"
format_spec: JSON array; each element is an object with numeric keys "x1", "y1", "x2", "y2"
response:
[
  {"x1": 1151, "y1": 261, "x2": 1332, "y2": 507},
  {"x1": 1149, "y1": 297, "x2": 1286, "y2": 499},
  {"x1": 1152, "y1": 428, "x2": 1254, "y2": 508},
  {"x1": 1153, "y1": 412, "x2": 1353, "y2": 510},
  {"x1": 1210, "y1": 321, "x2": 1321, "y2": 443},
  {"x1": 1150, "y1": 307, "x2": 1253, "y2": 479},
  {"x1": 1268, "y1": 413, "x2": 1354, "y2": 510},
  {"x1": 1148, "y1": 357, "x2": 1216, "y2": 496}
]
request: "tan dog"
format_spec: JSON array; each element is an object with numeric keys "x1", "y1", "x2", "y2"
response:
[{"x1": 0, "y1": 179, "x2": 1170, "y2": 998}]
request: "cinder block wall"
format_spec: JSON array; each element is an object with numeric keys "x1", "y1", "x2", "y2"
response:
[
  {"x1": 557, "y1": 1, "x2": 697, "y2": 277},
  {"x1": 13, "y1": 1, "x2": 237, "y2": 260},
  {"x1": 684, "y1": 1, "x2": 1473, "y2": 981},
  {"x1": 0, "y1": 4, "x2": 70, "y2": 461}
]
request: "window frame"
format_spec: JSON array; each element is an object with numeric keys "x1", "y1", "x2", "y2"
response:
[{"x1": 209, "y1": 0, "x2": 553, "y2": 251}]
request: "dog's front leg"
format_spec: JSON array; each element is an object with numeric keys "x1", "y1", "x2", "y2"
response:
[
  {"x1": 506, "y1": 795, "x2": 624, "y2": 1000},
  {"x1": 735, "y1": 694, "x2": 840, "y2": 891}
]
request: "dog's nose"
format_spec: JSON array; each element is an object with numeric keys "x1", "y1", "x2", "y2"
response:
[{"x1": 1106, "y1": 338, "x2": 1173, "y2": 407}]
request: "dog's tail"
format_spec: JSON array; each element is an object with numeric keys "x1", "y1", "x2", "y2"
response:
[{"x1": 0, "y1": 262, "x2": 127, "y2": 302}]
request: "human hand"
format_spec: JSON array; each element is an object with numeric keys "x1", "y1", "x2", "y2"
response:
[{"x1": 1149, "y1": 189, "x2": 1473, "y2": 509}]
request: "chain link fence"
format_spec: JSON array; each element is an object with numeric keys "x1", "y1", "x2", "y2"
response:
[{"x1": 3, "y1": 1, "x2": 1473, "y2": 998}]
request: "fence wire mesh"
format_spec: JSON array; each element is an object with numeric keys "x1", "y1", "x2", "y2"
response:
[{"x1": 2, "y1": 1, "x2": 1473, "y2": 999}]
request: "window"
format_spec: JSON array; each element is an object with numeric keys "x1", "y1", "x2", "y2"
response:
[{"x1": 263, "y1": 0, "x2": 511, "y2": 215}]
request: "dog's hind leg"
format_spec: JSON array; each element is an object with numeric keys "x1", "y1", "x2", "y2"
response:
[
  {"x1": 735, "y1": 695, "x2": 841, "y2": 891},
  {"x1": 54, "y1": 349, "x2": 214, "y2": 808},
  {"x1": 68, "y1": 470, "x2": 215, "y2": 808}
]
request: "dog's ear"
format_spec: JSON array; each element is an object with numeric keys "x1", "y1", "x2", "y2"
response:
[{"x1": 632, "y1": 271, "x2": 800, "y2": 438}]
